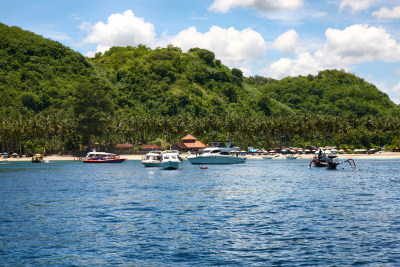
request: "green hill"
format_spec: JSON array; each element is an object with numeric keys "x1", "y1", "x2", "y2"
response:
[{"x1": 1, "y1": 22, "x2": 399, "y2": 153}]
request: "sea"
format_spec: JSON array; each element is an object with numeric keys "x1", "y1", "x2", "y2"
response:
[{"x1": 1, "y1": 158, "x2": 400, "y2": 266}]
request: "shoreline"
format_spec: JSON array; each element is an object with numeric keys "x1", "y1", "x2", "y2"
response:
[{"x1": 2, "y1": 151, "x2": 400, "y2": 162}]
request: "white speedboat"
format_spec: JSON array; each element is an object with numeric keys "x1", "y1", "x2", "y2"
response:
[
  {"x1": 161, "y1": 150, "x2": 183, "y2": 170},
  {"x1": 187, "y1": 141, "x2": 246, "y2": 165},
  {"x1": 142, "y1": 151, "x2": 163, "y2": 167}
]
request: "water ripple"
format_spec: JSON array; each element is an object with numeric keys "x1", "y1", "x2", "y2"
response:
[{"x1": 1, "y1": 159, "x2": 400, "y2": 265}]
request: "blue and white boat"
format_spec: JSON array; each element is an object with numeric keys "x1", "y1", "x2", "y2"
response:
[
  {"x1": 161, "y1": 150, "x2": 183, "y2": 170},
  {"x1": 188, "y1": 141, "x2": 246, "y2": 165}
]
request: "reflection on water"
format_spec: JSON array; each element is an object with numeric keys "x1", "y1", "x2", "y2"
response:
[{"x1": 1, "y1": 159, "x2": 400, "y2": 265}]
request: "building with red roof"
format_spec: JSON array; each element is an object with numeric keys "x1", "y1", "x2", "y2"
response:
[
  {"x1": 172, "y1": 134, "x2": 206, "y2": 152},
  {"x1": 140, "y1": 144, "x2": 161, "y2": 151}
]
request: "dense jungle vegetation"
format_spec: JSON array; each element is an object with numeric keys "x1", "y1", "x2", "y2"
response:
[{"x1": 1, "y1": 22, "x2": 400, "y2": 154}]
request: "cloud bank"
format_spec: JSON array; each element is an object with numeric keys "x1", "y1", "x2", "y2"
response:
[
  {"x1": 208, "y1": 0, "x2": 304, "y2": 13},
  {"x1": 373, "y1": 6, "x2": 400, "y2": 19},
  {"x1": 265, "y1": 24, "x2": 400, "y2": 79},
  {"x1": 339, "y1": 0, "x2": 375, "y2": 14}
]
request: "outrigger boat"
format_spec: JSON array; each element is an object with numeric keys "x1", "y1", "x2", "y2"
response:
[
  {"x1": 83, "y1": 152, "x2": 127, "y2": 163},
  {"x1": 309, "y1": 149, "x2": 355, "y2": 170}
]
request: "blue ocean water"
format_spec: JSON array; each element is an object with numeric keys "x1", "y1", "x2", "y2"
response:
[{"x1": 1, "y1": 158, "x2": 400, "y2": 266}]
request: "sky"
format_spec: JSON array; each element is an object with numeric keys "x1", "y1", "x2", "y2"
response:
[{"x1": 1, "y1": 0, "x2": 400, "y2": 104}]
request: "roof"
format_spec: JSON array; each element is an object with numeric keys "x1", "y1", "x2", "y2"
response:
[
  {"x1": 140, "y1": 144, "x2": 161, "y2": 149},
  {"x1": 173, "y1": 143, "x2": 188, "y2": 149},
  {"x1": 182, "y1": 134, "x2": 197, "y2": 141},
  {"x1": 184, "y1": 141, "x2": 206, "y2": 149},
  {"x1": 115, "y1": 143, "x2": 134, "y2": 149}
]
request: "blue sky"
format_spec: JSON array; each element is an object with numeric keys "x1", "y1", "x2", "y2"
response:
[{"x1": 2, "y1": 0, "x2": 400, "y2": 104}]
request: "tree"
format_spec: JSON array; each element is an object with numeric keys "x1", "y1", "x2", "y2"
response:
[{"x1": 73, "y1": 81, "x2": 113, "y2": 149}]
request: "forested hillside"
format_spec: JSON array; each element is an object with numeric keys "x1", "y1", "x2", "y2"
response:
[{"x1": 1, "y1": 22, "x2": 399, "y2": 154}]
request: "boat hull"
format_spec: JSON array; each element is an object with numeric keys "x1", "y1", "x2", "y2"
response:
[
  {"x1": 327, "y1": 162, "x2": 339, "y2": 169},
  {"x1": 161, "y1": 160, "x2": 182, "y2": 170},
  {"x1": 313, "y1": 160, "x2": 328, "y2": 167},
  {"x1": 83, "y1": 159, "x2": 126, "y2": 163},
  {"x1": 142, "y1": 161, "x2": 161, "y2": 167},
  {"x1": 188, "y1": 155, "x2": 246, "y2": 165}
]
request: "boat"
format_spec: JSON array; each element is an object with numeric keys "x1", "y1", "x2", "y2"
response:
[
  {"x1": 82, "y1": 152, "x2": 127, "y2": 163},
  {"x1": 187, "y1": 141, "x2": 246, "y2": 165},
  {"x1": 286, "y1": 154, "x2": 298, "y2": 159},
  {"x1": 263, "y1": 156, "x2": 273, "y2": 159},
  {"x1": 309, "y1": 149, "x2": 356, "y2": 170},
  {"x1": 161, "y1": 150, "x2": 182, "y2": 170},
  {"x1": 32, "y1": 154, "x2": 44, "y2": 163},
  {"x1": 326, "y1": 155, "x2": 339, "y2": 169},
  {"x1": 141, "y1": 151, "x2": 163, "y2": 167},
  {"x1": 310, "y1": 149, "x2": 329, "y2": 167}
]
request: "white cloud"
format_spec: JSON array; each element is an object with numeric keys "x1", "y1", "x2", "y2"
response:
[
  {"x1": 339, "y1": 0, "x2": 375, "y2": 14},
  {"x1": 264, "y1": 24, "x2": 400, "y2": 79},
  {"x1": 315, "y1": 24, "x2": 400, "y2": 67},
  {"x1": 209, "y1": 0, "x2": 303, "y2": 13},
  {"x1": 378, "y1": 82, "x2": 400, "y2": 104},
  {"x1": 373, "y1": 6, "x2": 400, "y2": 19},
  {"x1": 392, "y1": 82, "x2": 400, "y2": 93},
  {"x1": 69, "y1": 13, "x2": 81, "y2": 21},
  {"x1": 166, "y1": 26, "x2": 266, "y2": 71},
  {"x1": 264, "y1": 52, "x2": 322, "y2": 79},
  {"x1": 81, "y1": 10, "x2": 156, "y2": 54},
  {"x1": 270, "y1": 29, "x2": 308, "y2": 54}
]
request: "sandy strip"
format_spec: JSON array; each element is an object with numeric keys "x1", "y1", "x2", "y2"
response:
[{"x1": 2, "y1": 152, "x2": 400, "y2": 162}]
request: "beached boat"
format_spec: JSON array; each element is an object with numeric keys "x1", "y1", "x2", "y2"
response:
[
  {"x1": 32, "y1": 154, "x2": 44, "y2": 163},
  {"x1": 161, "y1": 150, "x2": 182, "y2": 170},
  {"x1": 188, "y1": 141, "x2": 246, "y2": 165},
  {"x1": 83, "y1": 152, "x2": 127, "y2": 163},
  {"x1": 142, "y1": 151, "x2": 163, "y2": 167},
  {"x1": 286, "y1": 154, "x2": 298, "y2": 159}
]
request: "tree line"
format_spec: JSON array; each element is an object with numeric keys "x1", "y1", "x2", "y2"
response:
[{"x1": 2, "y1": 112, "x2": 400, "y2": 155}]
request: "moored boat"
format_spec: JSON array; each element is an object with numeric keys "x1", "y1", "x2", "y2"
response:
[
  {"x1": 188, "y1": 141, "x2": 246, "y2": 165},
  {"x1": 83, "y1": 152, "x2": 127, "y2": 163},
  {"x1": 32, "y1": 154, "x2": 44, "y2": 163},
  {"x1": 286, "y1": 154, "x2": 298, "y2": 159},
  {"x1": 161, "y1": 150, "x2": 182, "y2": 170},
  {"x1": 142, "y1": 151, "x2": 163, "y2": 167}
]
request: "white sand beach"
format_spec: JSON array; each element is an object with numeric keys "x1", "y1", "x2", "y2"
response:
[{"x1": 2, "y1": 151, "x2": 400, "y2": 162}]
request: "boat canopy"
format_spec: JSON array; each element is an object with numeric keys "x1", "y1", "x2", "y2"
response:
[{"x1": 86, "y1": 152, "x2": 117, "y2": 156}]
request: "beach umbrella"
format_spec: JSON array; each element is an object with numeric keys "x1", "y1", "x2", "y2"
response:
[{"x1": 2, "y1": 152, "x2": 8, "y2": 155}]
